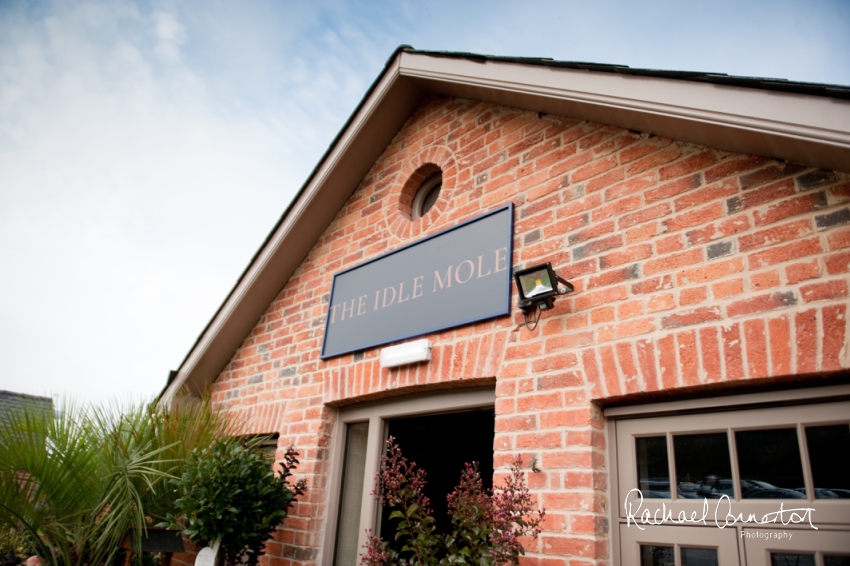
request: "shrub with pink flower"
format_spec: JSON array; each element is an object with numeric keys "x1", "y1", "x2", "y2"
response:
[{"x1": 362, "y1": 438, "x2": 544, "y2": 566}]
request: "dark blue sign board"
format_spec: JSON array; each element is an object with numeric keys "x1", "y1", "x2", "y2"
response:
[{"x1": 320, "y1": 205, "x2": 514, "y2": 359}]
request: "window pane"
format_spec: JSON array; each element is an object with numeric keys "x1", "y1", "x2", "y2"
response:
[
  {"x1": 641, "y1": 545, "x2": 674, "y2": 566},
  {"x1": 771, "y1": 554, "x2": 815, "y2": 566},
  {"x1": 736, "y1": 429, "x2": 807, "y2": 499},
  {"x1": 421, "y1": 183, "x2": 441, "y2": 215},
  {"x1": 674, "y1": 433, "x2": 733, "y2": 499},
  {"x1": 636, "y1": 436, "x2": 670, "y2": 498},
  {"x1": 805, "y1": 424, "x2": 850, "y2": 498},
  {"x1": 825, "y1": 556, "x2": 850, "y2": 566},
  {"x1": 681, "y1": 547, "x2": 718, "y2": 566},
  {"x1": 334, "y1": 422, "x2": 369, "y2": 566}
]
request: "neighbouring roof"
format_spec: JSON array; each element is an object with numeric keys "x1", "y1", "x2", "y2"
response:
[
  {"x1": 0, "y1": 390, "x2": 53, "y2": 426},
  {"x1": 161, "y1": 47, "x2": 850, "y2": 403}
]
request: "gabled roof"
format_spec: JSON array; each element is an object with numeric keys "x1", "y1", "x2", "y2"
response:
[
  {"x1": 0, "y1": 390, "x2": 53, "y2": 426},
  {"x1": 161, "y1": 47, "x2": 850, "y2": 403}
]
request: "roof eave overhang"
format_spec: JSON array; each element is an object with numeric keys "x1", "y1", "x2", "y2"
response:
[
  {"x1": 161, "y1": 50, "x2": 850, "y2": 405},
  {"x1": 402, "y1": 52, "x2": 850, "y2": 172}
]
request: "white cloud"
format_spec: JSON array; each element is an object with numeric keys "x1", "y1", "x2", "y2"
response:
[
  {"x1": 152, "y1": 9, "x2": 186, "y2": 64},
  {"x1": 0, "y1": 0, "x2": 369, "y2": 402}
]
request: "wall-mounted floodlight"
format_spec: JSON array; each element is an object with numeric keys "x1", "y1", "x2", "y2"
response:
[
  {"x1": 514, "y1": 262, "x2": 574, "y2": 329},
  {"x1": 380, "y1": 339, "x2": 432, "y2": 368}
]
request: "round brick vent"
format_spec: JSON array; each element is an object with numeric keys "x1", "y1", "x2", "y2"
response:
[{"x1": 386, "y1": 145, "x2": 457, "y2": 240}]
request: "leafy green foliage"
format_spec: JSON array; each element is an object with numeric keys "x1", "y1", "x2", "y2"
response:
[
  {"x1": 442, "y1": 463, "x2": 494, "y2": 565},
  {"x1": 362, "y1": 439, "x2": 544, "y2": 566},
  {"x1": 0, "y1": 395, "x2": 230, "y2": 566},
  {"x1": 164, "y1": 438, "x2": 306, "y2": 566},
  {"x1": 0, "y1": 527, "x2": 34, "y2": 561}
]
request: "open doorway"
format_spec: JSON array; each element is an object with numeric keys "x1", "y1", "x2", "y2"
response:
[
  {"x1": 378, "y1": 408, "x2": 495, "y2": 547},
  {"x1": 325, "y1": 387, "x2": 495, "y2": 566}
]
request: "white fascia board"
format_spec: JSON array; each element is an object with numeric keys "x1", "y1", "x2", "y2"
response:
[
  {"x1": 161, "y1": 58, "x2": 424, "y2": 405},
  {"x1": 398, "y1": 52, "x2": 850, "y2": 171}
]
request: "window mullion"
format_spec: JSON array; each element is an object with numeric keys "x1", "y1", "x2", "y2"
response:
[
  {"x1": 727, "y1": 428, "x2": 741, "y2": 501},
  {"x1": 666, "y1": 432, "x2": 676, "y2": 501},
  {"x1": 797, "y1": 422, "x2": 815, "y2": 501}
]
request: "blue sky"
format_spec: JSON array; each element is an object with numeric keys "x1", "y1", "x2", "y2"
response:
[{"x1": 1, "y1": 0, "x2": 848, "y2": 403}]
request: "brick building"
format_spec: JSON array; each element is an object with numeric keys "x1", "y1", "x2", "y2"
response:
[{"x1": 162, "y1": 48, "x2": 850, "y2": 566}]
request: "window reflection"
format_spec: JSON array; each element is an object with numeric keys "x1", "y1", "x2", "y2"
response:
[
  {"x1": 334, "y1": 422, "x2": 369, "y2": 566},
  {"x1": 806, "y1": 424, "x2": 850, "y2": 498},
  {"x1": 637, "y1": 436, "x2": 670, "y2": 498},
  {"x1": 771, "y1": 554, "x2": 815, "y2": 566},
  {"x1": 641, "y1": 545, "x2": 674, "y2": 566},
  {"x1": 681, "y1": 547, "x2": 718, "y2": 566},
  {"x1": 736, "y1": 429, "x2": 806, "y2": 499},
  {"x1": 824, "y1": 556, "x2": 850, "y2": 566},
  {"x1": 674, "y1": 433, "x2": 733, "y2": 499}
]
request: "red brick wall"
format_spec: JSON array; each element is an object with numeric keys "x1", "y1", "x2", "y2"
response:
[{"x1": 207, "y1": 95, "x2": 850, "y2": 566}]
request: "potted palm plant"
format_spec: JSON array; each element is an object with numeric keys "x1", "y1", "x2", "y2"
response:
[{"x1": 0, "y1": 395, "x2": 229, "y2": 566}]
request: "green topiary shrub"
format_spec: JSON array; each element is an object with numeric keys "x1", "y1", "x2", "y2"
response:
[{"x1": 164, "y1": 438, "x2": 306, "y2": 566}]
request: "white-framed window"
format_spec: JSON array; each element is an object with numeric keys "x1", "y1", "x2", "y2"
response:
[
  {"x1": 320, "y1": 387, "x2": 496, "y2": 566},
  {"x1": 606, "y1": 384, "x2": 850, "y2": 566}
]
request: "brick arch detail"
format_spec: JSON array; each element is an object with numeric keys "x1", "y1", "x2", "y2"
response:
[{"x1": 386, "y1": 145, "x2": 458, "y2": 240}]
